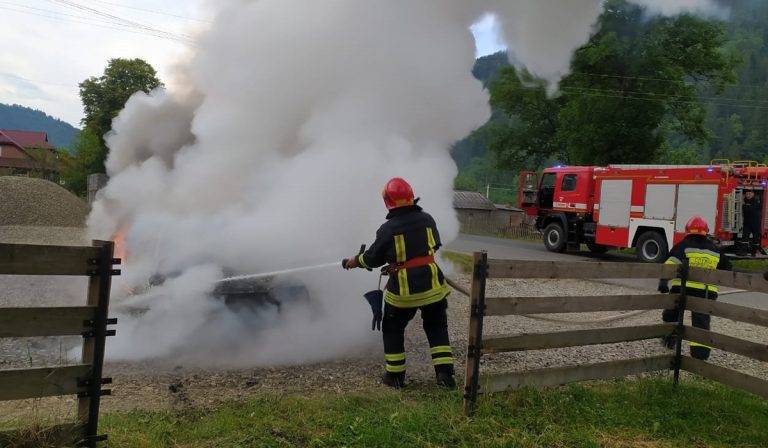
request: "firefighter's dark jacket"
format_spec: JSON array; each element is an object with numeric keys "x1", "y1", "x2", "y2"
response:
[
  {"x1": 743, "y1": 196, "x2": 762, "y2": 228},
  {"x1": 358, "y1": 205, "x2": 450, "y2": 308},
  {"x1": 661, "y1": 235, "x2": 732, "y2": 297}
]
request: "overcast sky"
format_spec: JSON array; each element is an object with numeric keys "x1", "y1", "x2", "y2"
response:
[{"x1": 0, "y1": 1, "x2": 504, "y2": 127}]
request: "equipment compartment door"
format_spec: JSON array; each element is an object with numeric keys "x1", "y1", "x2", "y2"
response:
[
  {"x1": 644, "y1": 184, "x2": 676, "y2": 220},
  {"x1": 675, "y1": 184, "x2": 718, "y2": 235},
  {"x1": 598, "y1": 180, "x2": 632, "y2": 227}
]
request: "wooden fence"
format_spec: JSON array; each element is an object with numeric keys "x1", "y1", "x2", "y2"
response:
[
  {"x1": 0, "y1": 241, "x2": 120, "y2": 447},
  {"x1": 461, "y1": 223, "x2": 540, "y2": 241},
  {"x1": 463, "y1": 251, "x2": 768, "y2": 415}
]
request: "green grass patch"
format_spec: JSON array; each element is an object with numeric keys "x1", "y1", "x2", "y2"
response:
[
  {"x1": 10, "y1": 378, "x2": 765, "y2": 447},
  {"x1": 441, "y1": 250, "x2": 473, "y2": 273},
  {"x1": 732, "y1": 258, "x2": 768, "y2": 272}
]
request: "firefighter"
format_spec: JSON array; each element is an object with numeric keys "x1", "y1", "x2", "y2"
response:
[
  {"x1": 342, "y1": 178, "x2": 455, "y2": 389},
  {"x1": 742, "y1": 189, "x2": 762, "y2": 256},
  {"x1": 658, "y1": 216, "x2": 732, "y2": 360}
]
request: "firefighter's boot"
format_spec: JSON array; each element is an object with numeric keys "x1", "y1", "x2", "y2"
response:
[
  {"x1": 382, "y1": 372, "x2": 405, "y2": 389},
  {"x1": 436, "y1": 372, "x2": 456, "y2": 389}
]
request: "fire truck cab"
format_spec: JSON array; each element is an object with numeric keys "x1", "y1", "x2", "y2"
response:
[{"x1": 519, "y1": 162, "x2": 768, "y2": 263}]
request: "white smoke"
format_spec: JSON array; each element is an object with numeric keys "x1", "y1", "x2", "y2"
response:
[{"x1": 92, "y1": 0, "x2": 727, "y2": 367}]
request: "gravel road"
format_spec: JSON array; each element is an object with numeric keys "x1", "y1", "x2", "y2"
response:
[{"x1": 3, "y1": 271, "x2": 766, "y2": 421}]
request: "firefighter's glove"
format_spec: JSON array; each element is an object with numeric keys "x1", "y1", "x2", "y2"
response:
[
  {"x1": 363, "y1": 290, "x2": 384, "y2": 331},
  {"x1": 658, "y1": 279, "x2": 669, "y2": 294},
  {"x1": 342, "y1": 256, "x2": 360, "y2": 270}
]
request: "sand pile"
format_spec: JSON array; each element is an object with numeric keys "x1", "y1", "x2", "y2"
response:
[{"x1": 0, "y1": 176, "x2": 88, "y2": 227}]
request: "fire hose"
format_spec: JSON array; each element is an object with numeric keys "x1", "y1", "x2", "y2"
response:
[{"x1": 443, "y1": 276, "x2": 653, "y2": 326}]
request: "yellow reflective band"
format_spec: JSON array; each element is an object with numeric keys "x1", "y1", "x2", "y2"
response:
[
  {"x1": 357, "y1": 254, "x2": 369, "y2": 269},
  {"x1": 426, "y1": 228, "x2": 436, "y2": 255},
  {"x1": 429, "y1": 263, "x2": 440, "y2": 290},
  {"x1": 385, "y1": 353, "x2": 405, "y2": 362},
  {"x1": 385, "y1": 283, "x2": 450, "y2": 308},
  {"x1": 685, "y1": 252, "x2": 720, "y2": 270},
  {"x1": 669, "y1": 279, "x2": 719, "y2": 293},
  {"x1": 386, "y1": 364, "x2": 406, "y2": 373},
  {"x1": 665, "y1": 257, "x2": 682, "y2": 265},
  {"x1": 430, "y1": 345, "x2": 452, "y2": 355},
  {"x1": 397, "y1": 269, "x2": 410, "y2": 297},
  {"x1": 394, "y1": 234, "x2": 407, "y2": 263},
  {"x1": 394, "y1": 234, "x2": 410, "y2": 296},
  {"x1": 689, "y1": 341, "x2": 712, "y2": 349},
  {"x1": 432, "y1": 357, "x2": 454, "y2": 365}
]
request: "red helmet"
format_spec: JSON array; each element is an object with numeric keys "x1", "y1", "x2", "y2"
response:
[
  {"x1": 685, "y1": 216, "x2": 709, "y2": 236},
  {"x1": 382, "y1": 178, "x2": 414, "y2": 210}
]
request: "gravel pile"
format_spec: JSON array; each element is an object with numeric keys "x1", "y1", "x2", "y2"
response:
[
  {"x1": 3, "y1": 275, "x2": 767, "y2": 419},
  {"x1": 0, "y1": 176, "x2": 87, "y2": 227}
]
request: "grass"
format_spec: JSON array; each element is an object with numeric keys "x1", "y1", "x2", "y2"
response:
[
  {"x1": 441, "y1": 250, "x2": 473, "y2": 273},
  {"x1": 103, "y1": 379, "x2": 768, "y2": 448},
  {"x1": 8, "y1": 377, "x2": 766, "y2": 447},
  {"x1": 732, "y1": 258, "x2": 768, "y2": 272}
]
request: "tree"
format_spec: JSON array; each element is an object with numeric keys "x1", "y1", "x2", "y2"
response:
[
  {"x1": 64, "y1": 58, "x2": 162, "y2": 195},
  {"x1": 487, "y1": 0, "x2": 736, "y2": 169},
  {"x1": 80, "y1": 58, "x2": 163, "y2": 145}
]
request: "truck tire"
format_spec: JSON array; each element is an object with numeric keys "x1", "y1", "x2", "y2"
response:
[
  {"x1": 635, "y1": 231, "x2": 668, "y2": 263},
  {"x1": 543, "y1": 223, "x2": 567, "y2": 253},
  {"x1": 586, "y1": 242, "x2": 609, "y2": 254}
]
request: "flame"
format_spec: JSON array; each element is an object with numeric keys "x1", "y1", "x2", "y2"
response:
[{"x1": 112, "y1": 228, "x2": 128, "y2": 263}]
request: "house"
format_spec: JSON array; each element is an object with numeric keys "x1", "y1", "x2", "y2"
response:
[
  {"x1": 0, "y1": 129, "x2": 59, "y2": 180},
  {"x1": 453, "y1": 190, "x2": 496, "y2": 231},
  {"x1": 493, "y1": 203, "x2": 525, "y2": 227}
]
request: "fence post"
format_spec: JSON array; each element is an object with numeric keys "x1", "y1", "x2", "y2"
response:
[
  {"x1": 673, "y1": 260, "x2": 689, "y2": 386},
  {"x1": 463, "y1": 251, "x2": 488, "y2": 416},
  {"x1": 77, "y1": 240, "x2": 117, "y2": 447}
]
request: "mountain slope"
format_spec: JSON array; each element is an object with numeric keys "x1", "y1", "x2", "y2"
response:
[{"x1": 0, "y1": 103, "x2": 79, "y2": 148}]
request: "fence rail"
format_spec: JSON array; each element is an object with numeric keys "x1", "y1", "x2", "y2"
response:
[
  {"x1": 463, "y1": 251, "x2": 768, "y2": 415},
  {"x1": 0, "y1": 241, "x2": 119, "y2": 447}
]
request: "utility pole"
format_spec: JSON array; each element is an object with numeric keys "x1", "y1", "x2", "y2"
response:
[{"x1": 486, "y1": 183, "x2": 490, "y2": 199}]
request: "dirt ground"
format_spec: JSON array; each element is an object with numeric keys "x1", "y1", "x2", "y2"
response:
[{"x1": 3, "y1": 273, "x2": 766, "y2": 424}]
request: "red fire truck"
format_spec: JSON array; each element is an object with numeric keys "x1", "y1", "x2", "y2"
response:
[{"x1": 518, "y1": 162, "x2": 768, "y2": 263}]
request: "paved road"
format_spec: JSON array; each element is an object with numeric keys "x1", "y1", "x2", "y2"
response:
[{"x1": 446, "y1": 234, "x2": 768, "y2": 311}]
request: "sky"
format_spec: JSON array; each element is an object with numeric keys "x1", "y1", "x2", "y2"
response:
[
  {"x1": 0, "y1": 1, "x2": 504, "y2": 127},
  {"x1": 0, "y1": 0, "x2": 211, "y2": 125}
]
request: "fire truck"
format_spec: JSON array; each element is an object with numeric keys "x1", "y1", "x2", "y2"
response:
[{"x1": 518, "y1": 162, "x2": 768, "y2": 263}]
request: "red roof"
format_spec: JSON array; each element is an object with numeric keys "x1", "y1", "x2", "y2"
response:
[{"x1": 0, "y1": 129, "x2": 53, "y2": 149}]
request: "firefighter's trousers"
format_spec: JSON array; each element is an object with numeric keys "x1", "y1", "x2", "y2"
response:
[
  {"x1": 742, "y1": 222, "x2": 761, "y2": 255},
  {"x1": 662, "y1": 286, "x2": 716, "y2": 360},
  {"x1": 382, "y1": 298, "x2": 454, "y2": 377}
]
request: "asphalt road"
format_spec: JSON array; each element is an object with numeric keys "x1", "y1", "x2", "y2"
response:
[{"x1": 446, "y1": 233, "x2": 768, "y2": 311}]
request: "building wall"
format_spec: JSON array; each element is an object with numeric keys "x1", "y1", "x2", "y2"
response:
[
  {"x1": 456, "y1": 209, "x2": 493, "y2": 232},
  {"x1": 0, "y1": 144, "x2": 27, "y2": 158},
  {"x1": 492, "y1": 209, "x2": 524, "y2": 227}
]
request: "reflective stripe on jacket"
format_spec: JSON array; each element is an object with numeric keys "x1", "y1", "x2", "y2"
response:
[
  {"x1": 662, "y1": 235, "x2": 732, "y2": 296},
  {"x1": 358, "y1": 205, "x2": 449, "y2": 308}
]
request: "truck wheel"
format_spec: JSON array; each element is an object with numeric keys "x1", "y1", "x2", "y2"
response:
[
  {"x1": 543, "y1": 223, "x2": 567, "y2": 253},
  {"x1": 586, "y1": 242, "x2": 609, "y2": 254},
  {"x1": 636, "y1": 231, "x2": 668, "y2": 263}
]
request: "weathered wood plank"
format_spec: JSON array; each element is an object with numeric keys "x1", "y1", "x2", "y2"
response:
[
  {"x1": 486, "y1": 259, "x2": 677, "y2": 279},
  {"x1": 683, "y1": 326, "x2": 768, "y2": 362},
  {"x1": 0, "y1": 243, "x2": 99, "y2": 276},
  {"x1": 686, "y1": 297, "x2": 768, "y2": 328},
  {"x1": 482, "y1": 324, "x2": 675, "y2": 354},
  {"x1": 481, "y1": 355, "x2": 674, "y2": 393},
  {"x1": 463, "y1": 252, "x2": 488, "y2": 416},
  {"x1": 0, "y1": 365, "x2": 90, "y2": 401},
  {"x1": 485, "y1": 294, "x2": 675, "y2": 316},
  {"x1": 688, "y1": 268, "x2": 768, "y2": 294},
  {"x1": 0, "y1": 307, "x2": 95, "y2": 338},
  {"x1": 681, "y1": 356, "x2": 768, "y2": 399}
]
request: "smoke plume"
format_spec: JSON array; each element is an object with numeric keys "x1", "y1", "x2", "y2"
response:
[{"x1": 92, "y1": 0, "x2": 727, "y2": 367}]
